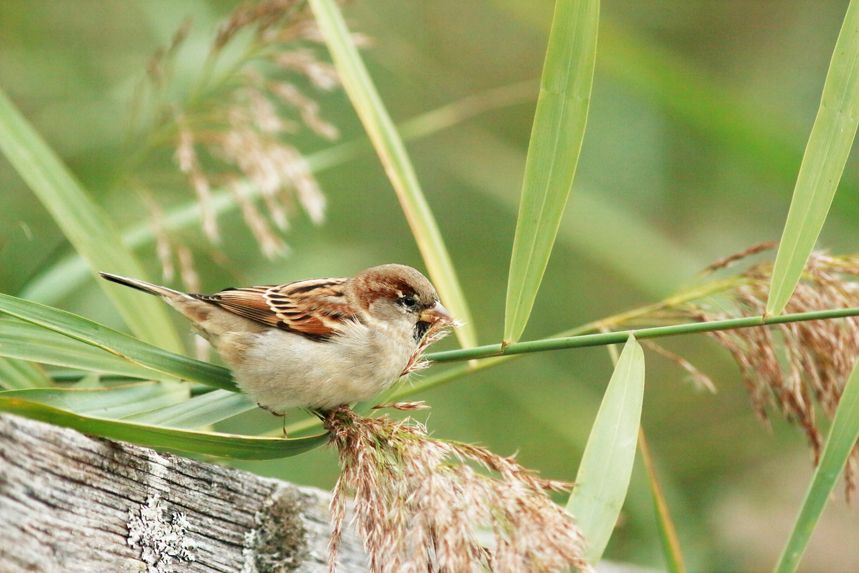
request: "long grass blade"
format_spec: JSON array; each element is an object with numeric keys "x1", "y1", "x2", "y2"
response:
[
  {"x1": 0, "y1": 319, "x2": 173, "y2": 381},
  {"x1": 0, "y1": 293, "x2": 235, "y2": 391},
  {"x1": 503, "y1": 0, "x2": 599, "y2": 344},
  {"x1": 125, "y1": 389, "x2": 256, "y2": 429},
  {"x1": 767, "y1": 0, "x2": 859, "y2": 316},
  {"x1": 567, "y1": 334, "x2": 645, "y2": 563},
  {"x1": 0, "y1": 87, "x2": 183, "y2": 353},
  {"x1": 0, "y1": 357, "x2": 53, "y2": 390},
  {"x1": 308, "y1": 0, "x2": 476, "y2": 349},
  {"x1": 1, "y1": 382, "x2": 187, "y2": 419},
  {"x1": 773, "y1": 355, "x2": 859, "y2": 573},
  {"x1": 428, "y1": 306, "x2": 859, "y2": 363},
  {"x1": 0, "y1": 396, "x2": 327, "y2": 459}
]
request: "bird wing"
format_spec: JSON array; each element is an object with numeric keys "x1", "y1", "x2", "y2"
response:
[{"x1": 192, "y1": 277, "x2": 356, "y2": 340}]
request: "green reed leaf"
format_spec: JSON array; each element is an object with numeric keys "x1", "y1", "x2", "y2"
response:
[
  {"x1": 0, "y1": 86, "x2": 184, "y2": 353},
  {"x1": 773, "y1": 353, "x2": 859, "y2": 572},
  {"x1": 567, "y1": 334, "x2": 644, "y2": 563},
  {"x1": 0, "y1": 396, "x2": 327, "y2": 459},
  {"x1": 0, "y1": 357, "x2": 53, "y2": 390},
  {"x1": 0, "y1": 319, "x2": 171, "y2": 381},
  {"x1": 0, "y1": 293, "x2": 235, "y2": 391},
  {"x1": 126, "y1": 389, "x2": 256, "y2": 429},
  {"x1": 503, "y1": 0, "x2": 599, "y2": 344},
  {"x1": 767, "y1": 0, "x2": 859, "y2": 316},
  {"x1": 1, "y1": 382, "x2": 187, "y2": 419},
  {"x1": 309, "y1": 0, "x2": 476, "y2": 349}
]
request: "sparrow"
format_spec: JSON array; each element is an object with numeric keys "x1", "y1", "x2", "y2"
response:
[{"x1": 99, "y1": 264, "x2": 453, "y2": 413}]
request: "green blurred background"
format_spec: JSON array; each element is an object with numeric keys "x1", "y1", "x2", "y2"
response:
[{"x1": 2, "y1": 1, "x2": 859, "y2": 571}]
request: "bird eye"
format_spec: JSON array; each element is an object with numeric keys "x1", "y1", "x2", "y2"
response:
[{"x1": 400, "y1": 294, "x2": 419, "y2": 309}]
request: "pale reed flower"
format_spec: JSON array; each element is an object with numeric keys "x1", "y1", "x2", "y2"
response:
[
  {"x1": 175, "y1": 244, "x2": 210, "y2": 362},
  {"x1": 271, "y1": 81, "x2": 340, "y2": 140},
  {"x1": 174, "y1": 112, "x2": 219, "y2": 243},
  {"x1": 324, "y1": 408, "x2": 595, "y2": 573},
  {"x1": 137, "y1": 0, "x2": 344, "y2": 263},
  {"x1": 624, "y1": 247, "x2": 859, "y2": 498},
  {"x1": 228, "y1": 178, "x2": 289, "y2": 259},
  {"x1": 140, "y1": 192, "x2": 175, "y2": 283},
  {"x1": 274, "y1": 49, "x2": 341, "y2": 91}
]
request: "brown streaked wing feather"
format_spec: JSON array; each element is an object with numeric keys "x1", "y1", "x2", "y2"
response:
[
  {"x1": 268, "y1": 278, "x2": 355, "y2": 338},
  {"x1": 192, "y1": 286, "x2": 279, "y2": 327},
  {"x1": 193, "y1": 277, "x2": 355, "y2": 339}
]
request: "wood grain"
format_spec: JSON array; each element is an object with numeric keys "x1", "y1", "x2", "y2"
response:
[{"x1": 0, "y1": 413, "x2": 366, "y2": 572}]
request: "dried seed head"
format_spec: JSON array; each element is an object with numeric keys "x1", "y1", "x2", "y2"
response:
[
  {"x1": 270, "y1": 82, "x2": 340, "y2": 139},
  {"x1": 272, "y1": 18, "x2": 327, "y2": 43},
  {"x1": 174, "y1": 245, "x2": 211, "y2": 362},
  {"x1": 274, "y1": 49, "x2": 341, "y2": 91},
  {"x1": 247, "y1": 86, "x2": 289, "y2": 134},
  {"x1": 136, "y1": 0, "x2": 344, "y2": 262},
  {"x1": 373, "y1": 401, "x2": 432, "y2": 411},
  {"x1": 228, "y1": 178, "x2": 289, "y2": 259},
  {"x1": 176, "y1": 245, "x2": 200, "y2": 295},
  {"x1": 214, "y1": 0, "x2": 311, "y2": 51},
  {"x1": 324, "y1": 408, "x2": 594, "y2": 573},
  {"x1": 174, "y1": 111, "x2": 220, "y2": 243},
  {"x1": 401, "y1": 319, "x2": 458, "y2": 377},
  {"x1": 648, "y1": 249, "x2": 859, "y2": 499}
]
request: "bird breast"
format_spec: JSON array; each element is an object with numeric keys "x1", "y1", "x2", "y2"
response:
[{"x1": 229, "y1": 317, "x2": 416, "y2": 412}]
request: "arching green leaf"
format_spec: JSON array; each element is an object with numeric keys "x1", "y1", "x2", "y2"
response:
[
  {"x1": 567, "y1": 335, "x2": 645, "y2": 563},
  {"x1": 0, "y1": 396, "x2": 327, "y2": 459},
  {"x1": 504, "y1": 0, "x2": 599, "y2": 344},
  {"x1": 767, "y1": 0, "x2": 859, "y2": 316}
]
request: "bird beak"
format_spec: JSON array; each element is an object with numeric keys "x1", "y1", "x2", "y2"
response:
[{"x1": 419, "y1": 302, "x2": 453, "y2": 324}]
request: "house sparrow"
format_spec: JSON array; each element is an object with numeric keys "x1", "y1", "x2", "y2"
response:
[{"x1": 99, "y1": 265, "x2": 453, "y2": 413}]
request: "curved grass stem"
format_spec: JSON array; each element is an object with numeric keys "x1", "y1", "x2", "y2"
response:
[
  {"x1": 426, "y1": 306, "x2": 859, "y2": 363},
  {"x1": 275, "y1": 304, "x2": 859, "y2": 437}
]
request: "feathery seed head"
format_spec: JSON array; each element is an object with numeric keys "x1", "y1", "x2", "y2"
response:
[{"x1": 324, "y1": 408, "x2": 594, "y2": 573}]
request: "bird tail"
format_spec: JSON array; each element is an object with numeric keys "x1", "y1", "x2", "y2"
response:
[{"x1": 99, "y1": 272, "x2": 190, "y2": 300}]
